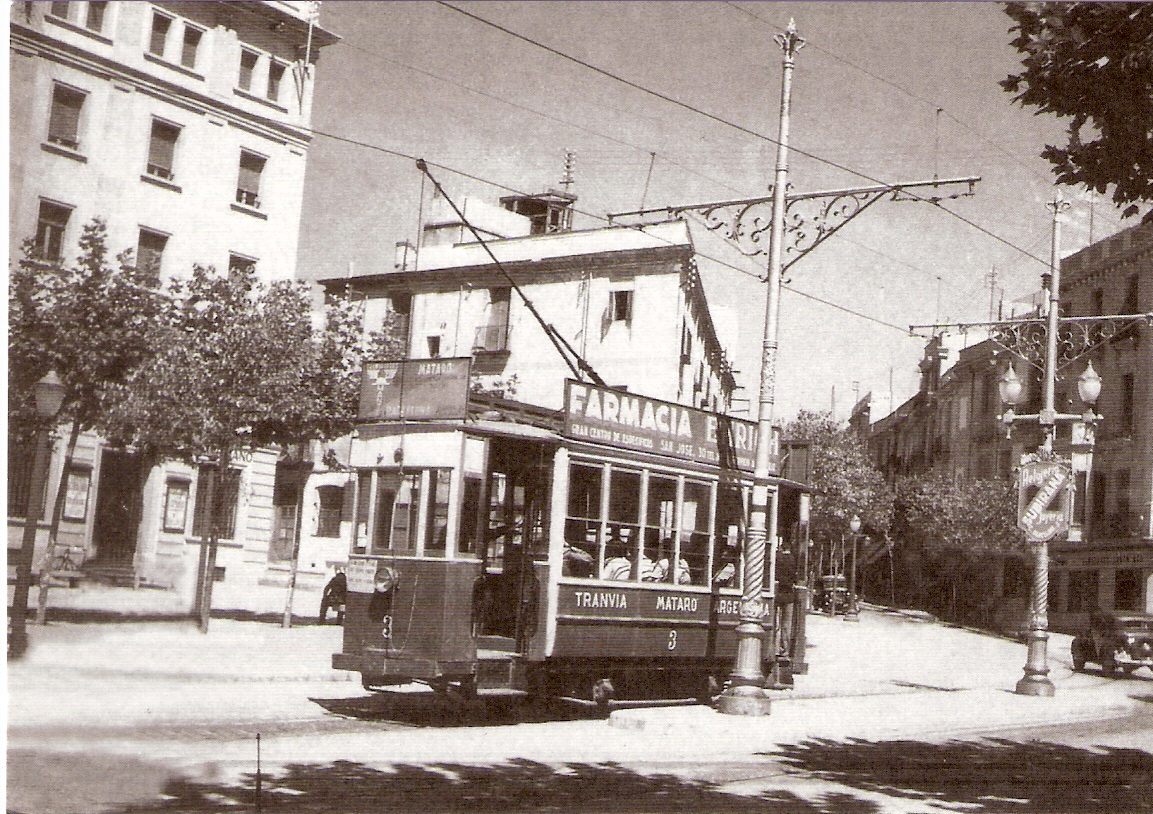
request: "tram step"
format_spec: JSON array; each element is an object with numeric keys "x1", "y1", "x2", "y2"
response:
[
  {"x1": 475, "y1": 635, "x2": 516, "y2": 652},
  {"x1": 476, "y1": 652, "x2": 526, "y2": 691}
]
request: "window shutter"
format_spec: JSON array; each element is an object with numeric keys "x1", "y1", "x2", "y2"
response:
[
  {"x1": 148, "y1": 122, "x2": 178, "y2": 174},
  {"x1": 48, "y1": 86, "x2": 83, "y2": 146},
  {"x1": 238, "y1": 152, "x2": 264, "y2": 193}
]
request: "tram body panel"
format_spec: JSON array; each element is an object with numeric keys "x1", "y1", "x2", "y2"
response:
[{"x1": 335, "y1": 557, "x2": 481, "y2": 682}]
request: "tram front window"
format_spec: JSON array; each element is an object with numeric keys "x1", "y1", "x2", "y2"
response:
[
  {"x1": 372, "y1": 472, "x2": 419, "y2": 555},
  {"x1": 714, "y1": 484, "x2": 746, "y2": 588}
]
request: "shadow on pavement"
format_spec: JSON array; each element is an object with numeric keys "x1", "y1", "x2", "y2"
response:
[
  {"x1": 105, "y1": 758, "x2": 865, "y2": 813},
  {"x1": 769, "y1": 737, "x2": 1153, "y2": 813},
  {"x1": 311, "y1": 691, "x2": 624, "y2": 726}
]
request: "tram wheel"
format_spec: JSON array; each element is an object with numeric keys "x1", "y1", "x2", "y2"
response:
[{"x1": 697, "y1": 674, "x2": 722, "y2": 704}]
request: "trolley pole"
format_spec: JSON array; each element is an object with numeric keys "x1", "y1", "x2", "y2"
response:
[{"x1": 717, "y1": 19, "x2": 803, "y2": 717}]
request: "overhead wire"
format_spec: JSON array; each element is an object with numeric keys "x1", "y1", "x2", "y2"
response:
[
  {"x1": 328, "y1": 21, "x2": 1025, "y2": 306},
  {"x1": 435, "y1": 1, "x2": 1051, "y2": 269},
  {"x1": 307, "y1": 124, "x2": 915, "y2": 337}
]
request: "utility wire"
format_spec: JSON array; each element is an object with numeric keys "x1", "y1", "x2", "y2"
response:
[
  {"x1": 309, "y1": 125, "x2": 926, "y2": 337},
  {"x1": 436, "y1": 1, "x2": 1051, "y2": 268},
  {"x1": 723, "y1": 0, "x2": 1054, "y2": 186}
]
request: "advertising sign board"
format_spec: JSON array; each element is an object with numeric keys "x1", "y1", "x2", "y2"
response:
[
  {"x1": 359, "y1": 358, "x2": 471, "y2": 421},
  {"x1": 562, "y1": 380, "x2": 769, "y2": 472},
  {"x1": 1017, "y1": 458, "x2": 1073, "y2": 543}
]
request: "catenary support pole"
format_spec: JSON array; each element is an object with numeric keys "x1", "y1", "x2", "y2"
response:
[{"x1": 717, "y1": 19, "x2": 804, "y2": 716}]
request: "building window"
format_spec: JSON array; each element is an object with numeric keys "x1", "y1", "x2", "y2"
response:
[
  {"x1": 1115, "y1": 469, "x2": 1130, "y2": 534},
  {"x1": 1123, "y1": 274, "x2": 1139, "y2": 315},
  {"x1": 85, "y1": 1, "x2": 107, "y2": 32},
  {"x1": 192, "y1": 466, "x2": 240, "y2": 540},
  {"x1": 47, "y1": 83, "x2": 85, "y2": 151},
  {"x1": 1115, "y1": 569, "x2": 1142, "y2": 611},
  {"x1": 162, "y1": 479, "x2": 190, "y2": 533},
  {"x1": 146, "y1": 119, "x2": 180, "y2": 181},
  {"x1": 680, "y1": 321, "x2": 692, "y2": 365},
  {"x1": 267, "y1": 60, "x2": 285, "y2": 102},
  {"x1": 49, "y1": 2, "x2": 70, "y2": 20},
  {"x1": 610, "y1": 290, "x2": 633, "y2": 323},
  {"x1": 238, "y1": 49, "x2": 258, "y2": 91},
  {"x1": 181, "y1": 25, "x2": 203, "y2": 69},
  {"x1": 1091, "y1": 288, "x2": 1104, "y2": 316},
  {"x1": 1066, "y1": 570, "x2": 1098, "y2": 612},
  {"x1": 149, "y1": 11, "x2": 171, "y2": 57},
  {"x1": 315, "y1": 485, "x2": 345, "y2": 538},
  {"x1": 474, "y1": 287, "x2": 510, "y2": 351},
  {"x1": 236, "y1": 150, "x2": 265, "y2": 208},
  {"x1": 1119, "y1": 373, "x2": 1134, "y2": 436},
  {"x1": 228, "y1": 253, "x2": 257, "y2": 276},
  {"x1": 6, "y1": 439, "x2": 45, "y2": 521},
  {"x1": 35, "y1": 200, "x2": 73, "y2": 262},
  {"x1": 137, "y1": 228, "x2": 168, "y2": 273}
]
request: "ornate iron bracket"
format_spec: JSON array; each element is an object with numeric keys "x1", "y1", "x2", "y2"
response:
[
  {"x1": 609, "y1": 177, "x2": 978, "y2": 278},
  {"x1": 984, "y1": 313, "x2": 1151, "y2": 372}
]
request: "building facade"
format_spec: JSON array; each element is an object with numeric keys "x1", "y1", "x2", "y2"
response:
[
  {"x1": 1050, "y1": 221, "x2": 1153, "y2": 629},
  {"x1": 8, "y1": 2, "x2": 339, "y2": 614},
  {"x1": 868, "y1": 222, "x2": 1152, "y2": 631},
  {"x1": 326, "y1": 191, "x2": 739, "y2": 415}
]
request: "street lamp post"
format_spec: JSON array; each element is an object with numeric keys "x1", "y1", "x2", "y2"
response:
[
  {"x1": 996, "y1": 192, "x2": 1105, "y2": 698},
  {"x1": 846, "y1": 514, "x2": 861, "y2": 622},
  {"x1": 716, "y1": 19, "x2": 804, "y2": 717},
  {"x1": 9, "y1": 372, "x2": 66, "y2": 659}
]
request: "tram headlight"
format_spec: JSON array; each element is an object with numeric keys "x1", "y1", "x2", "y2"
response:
[{"x1": 374, "y1": 564, "x2": 399, "y2": 593}]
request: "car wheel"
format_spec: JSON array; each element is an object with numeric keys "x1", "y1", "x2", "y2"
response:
[
  {"x1": 1101, "y1": 655, "x2": 1117, "y2": 676},
  {"x1": 1072, "y1": 653, "x2": 1085, "y2": 671},
  {"x1": 1121, "y1": 665, "x2": 1136, "y2": 676}
]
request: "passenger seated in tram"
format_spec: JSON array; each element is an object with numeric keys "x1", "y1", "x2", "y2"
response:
[
  {"x1": 713, "y1": 532, "x2": 741, "y2": 587},
  {"x1": 601, "y1": 526, "x2": 637, "y2": 581},
  {"x1": 562, "y1": 520, "x2": 595, "y2": 578},
  {"x1": 651, "y1": 537, "x2": 692, "y2": 585}
]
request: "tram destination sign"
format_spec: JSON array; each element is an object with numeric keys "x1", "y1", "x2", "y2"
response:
[
  {"x1": 563, "y1": 380, "x2": 768, "y2": 472},
  {"x1": 359, "y1": 357, "x2": 471, "y2": 421}
]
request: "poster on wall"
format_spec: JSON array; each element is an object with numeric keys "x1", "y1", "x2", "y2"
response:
[{"x1": 62, "y1": 468, "x2": 91, "y2": 521}]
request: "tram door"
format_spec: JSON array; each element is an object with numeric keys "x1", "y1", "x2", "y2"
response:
[{"x1": 476, "y1": 438, "x2": 553, "y2": 651}]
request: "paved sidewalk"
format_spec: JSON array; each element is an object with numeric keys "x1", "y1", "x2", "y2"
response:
[{"x1": 14, "y1": 616, "x2": 356, "y2": 682}]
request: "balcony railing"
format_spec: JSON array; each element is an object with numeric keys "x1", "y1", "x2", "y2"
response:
[
  {"x1": 235, "y1": 188, "x2": 260, "y2": 208},
  {"x1": 473, "y1": 323, "x2": 508, "y2": 353}
]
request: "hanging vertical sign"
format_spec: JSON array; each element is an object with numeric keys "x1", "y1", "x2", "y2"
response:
[
  {"x1": 359, "y1": 358, "x2": 471, "y2": 421},
  {"x1": 1017, "y1": 457, "x2": 1073, "y2": 542}
]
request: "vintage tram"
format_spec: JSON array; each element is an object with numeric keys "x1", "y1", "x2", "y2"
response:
[{"x1": 332, "y1": 366, "x2": 809, "y2": 704}]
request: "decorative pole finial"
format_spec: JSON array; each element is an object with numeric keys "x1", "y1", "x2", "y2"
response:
[{"x1": 775, "y1": 19, "x2": 806, "y2": 60}]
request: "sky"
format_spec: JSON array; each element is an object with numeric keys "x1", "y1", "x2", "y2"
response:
[{"x1": 297, "y1": 1, "x2": 1132, "y2": 425}]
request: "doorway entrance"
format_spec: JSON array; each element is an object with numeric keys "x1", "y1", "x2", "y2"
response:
[{"x1": 93, "y1": 449, "x2": 144, "y2": 564}]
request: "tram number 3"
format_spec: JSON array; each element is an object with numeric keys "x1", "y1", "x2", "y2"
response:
[
  {"x1": 667, "y1": 630, "x2": 677, "y2": 650},
  {"x1": 381, "y1": 616, "x2": 393, "y2": 640}
]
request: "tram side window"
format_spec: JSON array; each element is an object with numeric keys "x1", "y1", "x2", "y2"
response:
[
  {"x1": 424, "y1": 468, "x2": 451, "y2": 556},
  {"x1": 713, "y1": 484, "x2": 745, "y2": 588},
  {"x1": 564, "y1": 463, "x2": 602, "y2": 578},
  {"x1": 372, "y1": 472, "x2": 420, "y2": 554},
  {"x1": 642, "y1": 474, "x2": 679, "y2": 583},
  {"x1": 354, "y1": 471, "x2": 372, "y2": 553},
  {"x1": 603, "y1": 468, "x2": 642, "y2": 580},
  {"x1": 459, "y1": 476, "x2": 483, "y2": 556},
  {"x1": 679, "y1": 480, "x2": 712, "y2": 586}
]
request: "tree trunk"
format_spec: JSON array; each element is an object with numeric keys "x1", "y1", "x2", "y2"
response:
[
  {"x1": 195, "y1": 454, "x2": 225, "y2": 633},
  {"x1": 35, "y1": 420, "x2": 83, "y2": 624}
]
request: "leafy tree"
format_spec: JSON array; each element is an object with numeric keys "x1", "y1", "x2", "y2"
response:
[
  {"x1": 893, "y1": 469, "x2": 1024, "y2": 619},
  {"x1": 1002, "y1": 3, "x2": 1153, "y2": 222},
  {"x1": 8, "y1": 220, "x2": 164, "y2": 619},
  {"x1": 100, "y1": 265, "x2": 364, "y2": 630},
  {"x1": 783, "y1": 410, "x2": 893, "y2": 544}
]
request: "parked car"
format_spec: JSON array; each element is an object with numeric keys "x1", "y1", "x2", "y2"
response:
[{"x1": 1071, "y1": 611, "x2": 1153, "y2": 675}]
